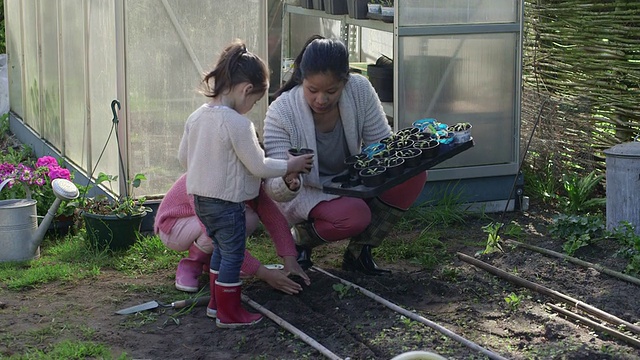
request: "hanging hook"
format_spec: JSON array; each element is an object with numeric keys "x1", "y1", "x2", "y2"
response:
[{"x1": 111, "y1": 99, "x2": 121, "y2": 124}]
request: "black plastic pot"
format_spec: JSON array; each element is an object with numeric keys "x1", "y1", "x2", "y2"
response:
[
  {"x1": 359, "y1": 166, "x2": 387, "y2": 187},
  {"x1": 288, "y1": 148, "x2": 315, "y2": 156},
  {"x1": 324, "y1": 0, "x2": 348, "y2": 14},
  {"x1": 300, "y1": 0, "x2": 314, "y2": 8},
  {"x1": 347, "y1": 0, "x2": 368, "y2": 19},
  {"x1": 397, "y1": 148, "x2": 423, "y2": 167},
  {"x1": 381, "y1": 157, "x2": 405, "y2": 177},
  {"x1": 367, "y1": 59, "x2": 393, "y2": 102}
]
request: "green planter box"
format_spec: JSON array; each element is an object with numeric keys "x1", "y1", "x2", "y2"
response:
[{"x1": 83, "y1": 212, "x2": 146, "y2": 251}]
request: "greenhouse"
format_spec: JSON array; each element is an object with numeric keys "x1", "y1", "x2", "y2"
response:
[{"x1": 5, "y1": 0, "x2": 524, "y2": 211}]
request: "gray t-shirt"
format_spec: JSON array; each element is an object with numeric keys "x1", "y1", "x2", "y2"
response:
[{"x1": 316, "y1": 116, "x2": 349, "y2": 178}]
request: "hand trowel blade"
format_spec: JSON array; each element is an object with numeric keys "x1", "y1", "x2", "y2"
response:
[{"x1": 115, "y1": 300, "x2": 160, "y2": 315}]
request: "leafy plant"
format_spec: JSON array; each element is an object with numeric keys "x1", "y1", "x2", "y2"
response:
[
  {"x1": 502, "y1": 222, "x2": 525, "y2": 240},
  {"x1": 558, "y1": 170, "x2": 605, "y2": 214},
  {"x1": 523, "y1": 159, "x2": 560, "y2": 205},
  {"x1": 450, "y1": 122, "x2": 472, "y2": 132},
  {"x1": 362, "y1": 166, "x2": 385, "y2": 175},
  {"x1": 332, "y1": 283, "x2": 351, "y2": 299},
  {"x1": 504, "y1": 292, "x2": 522, "y2": 311},
  {"x1": 548, "y1": 214, "x2": 606, "y2": 256},
  {"x1": 73, "y1": 172, "x2": 151, "y2": 217},
  {"x1": 609, "y1": 221, "x2": 640, "y2": 275},
  {"x1": 404, "y1": 181, "x2": 469, "y2": 229},
  {"x1": 477, "y1": 222, "x2": 504, "y2": 255}
]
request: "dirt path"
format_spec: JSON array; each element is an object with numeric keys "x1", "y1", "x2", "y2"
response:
[{"x1": 1, "y1": 205, "x2": 640, "y2": 359}]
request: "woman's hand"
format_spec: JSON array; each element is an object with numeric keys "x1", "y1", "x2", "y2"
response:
[
  {"x1": 283, "y1": 173, "x2": 301, "y2": 191},
  {"x1": 255, "y1": 266, "x2": 304, "y2": 295},
  {"x1": 283, "y1": 255, "x2": 311, "y2": 286}
]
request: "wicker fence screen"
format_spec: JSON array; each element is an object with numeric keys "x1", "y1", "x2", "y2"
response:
[{"x1": 521, "y1": 0, "x2": 639, "y2": 180}]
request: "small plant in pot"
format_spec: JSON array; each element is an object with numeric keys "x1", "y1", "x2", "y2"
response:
[
  {"x1": 396, "y1": 148, "x2": 423, "y2": 167},
  {"x1": 413, "y1": 139, "x2": 440, "y2": 159},
  {"x1": 388, "y1": 139, "x2": 415, "y2": 151},
  {"x1": 395, "y1": 126, "x2": 419, "y2": 139},
  {"x1": 344, "y1": 153, "x2": 369, "y2": 177},
  {"x1": 73, "y1": 172, "x2": 152, "y2": 251},
  {"x1": 353, "y1": 158, "x2": 380, "y2": 176},
  {"x1": 359, "y1": 165, "x2": 387, "y2": 187},
  {"x1": 371, "y1": 148, "x2": 396, "y2": 160},
  {"x1": 380, "y1": 156, "x2": 405, "y2": 177},
  {"x1": 448, "y1": 122, "x2": 473, "y2": 144},
  {"x1": 432, "y1": 130, "x2": 455, "y2": 152}
]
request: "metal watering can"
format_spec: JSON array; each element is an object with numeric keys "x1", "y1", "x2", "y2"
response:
[{"x1": 0, "y1": 178, "x2": 79, "y2": 262}]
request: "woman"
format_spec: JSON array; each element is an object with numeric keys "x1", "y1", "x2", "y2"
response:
[{"x1": 263, "y1": 35, "x2": 428, "y2": 275}]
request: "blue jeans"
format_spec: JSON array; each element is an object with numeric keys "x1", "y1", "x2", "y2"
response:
[{"x1": 193, "y1": 195, "x2": 246, "y2": 284}]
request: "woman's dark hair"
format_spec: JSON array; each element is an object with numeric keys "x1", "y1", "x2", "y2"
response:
[
  {"x1": 201, "y1": 39, "x2": 269, "y2": 98},
  {"x1": 273, "y1": 35, "x2": 350, "y2": 99}
]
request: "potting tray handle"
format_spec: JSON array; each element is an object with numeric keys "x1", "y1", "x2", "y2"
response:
[{"x1": 0, "y1": 178, "x2": 32, "y2": 199}]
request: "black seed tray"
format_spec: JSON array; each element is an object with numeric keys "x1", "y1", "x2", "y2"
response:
[{"x1": 322, "y1": 138, "x2": 474, "y2": 198}]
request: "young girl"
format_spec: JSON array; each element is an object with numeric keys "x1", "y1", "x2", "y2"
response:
[{"x1": 178, "y1": 40, "x2": 313, "y2": 328}]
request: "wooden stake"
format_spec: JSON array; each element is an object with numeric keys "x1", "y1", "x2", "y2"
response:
[
  {"x1": 241, "y1": 294, "x2": 344, "y2": 360},
  {"x1": 505, "y1": 239, "x2": 640, "y2": 287},
  {"x1": 311, "y1": 266, "x2": 509, "y2": 360},
  {"x1": 457, "y1": 252, "x2": 640, "y2": 336},
  {"x1": 547, "y1": 303, "x2": 640, "y2": 348}
]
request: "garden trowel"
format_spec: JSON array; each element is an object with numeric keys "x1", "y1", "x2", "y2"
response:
[{"x1": 115, "y1": 296, "x2": 209, "y2": 315}]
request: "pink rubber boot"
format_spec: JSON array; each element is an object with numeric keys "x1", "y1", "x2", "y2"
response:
[
  {"x1": 175, "y1": 243, "x2": 211, "y2": 292},
  {"x1": 215, "y1": 281, "x2": 262, "y2": 328},
  {"x1": 206, "y1": 270, "x2": 218, "y2": 318}
]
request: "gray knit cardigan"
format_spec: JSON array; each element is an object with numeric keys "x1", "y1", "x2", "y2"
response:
[{"x1": 263, "y1": 74, "x2": 391, "y2": 224}]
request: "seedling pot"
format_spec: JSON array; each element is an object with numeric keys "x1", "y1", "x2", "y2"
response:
[{"x1": 359, "y1": 166, "x2": 387, "y2": 187}]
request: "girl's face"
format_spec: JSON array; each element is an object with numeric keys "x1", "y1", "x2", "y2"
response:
[{"x1": 302, "y1": 72, "x2": 345, "y2": 115}]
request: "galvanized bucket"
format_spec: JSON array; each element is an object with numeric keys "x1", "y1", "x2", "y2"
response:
[
  {"x1": 604, "y1": 139, "x2": 640, "y2": 235},
  {"x1": 0, "y1": 178, "x2": 40, "y2": 262}
]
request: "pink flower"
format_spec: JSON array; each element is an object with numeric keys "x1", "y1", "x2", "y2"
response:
[
  {"x1": 48, "y1": 167, "x2": 71, "y2": 180},
  {"x1": 36, "y1": 156, "x2": 59, "y2": 168}
]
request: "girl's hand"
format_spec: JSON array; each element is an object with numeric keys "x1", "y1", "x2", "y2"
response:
[{"x1": 286, "y1": 153, "x2": 313, "y2": 174}]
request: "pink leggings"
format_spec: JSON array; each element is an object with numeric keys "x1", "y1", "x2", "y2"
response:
[{"x1": 309, "y1": 171, "x2": 427, "y2": 241}]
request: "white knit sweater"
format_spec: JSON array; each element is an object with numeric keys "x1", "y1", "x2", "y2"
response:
[
  {"x1": 178, "y1": 104, "x2": 288, "y2": 202},
  {"x1": 263, "y1": 74, "x2": 391, "y2": 223}
]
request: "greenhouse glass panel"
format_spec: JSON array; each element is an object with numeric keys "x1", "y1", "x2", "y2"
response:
[
  {"x1": 39, "y1": 0, "x2": 62, "y2": 148},
  {"x1": 399, "y1": 0, "x2": 518, "y2": 26},
  {"x1": 6, "y1": 0, "x2": 24, "y2": 118},
  {"x1": 60, "y1": 0, "x2": 88, "y2": 166},
  {"x1": 88, "y1": 0, "x2": 120, "y2": 195},
  {"x1": 398, "y1": 33, "x2": 517, "y2": 169},
  {"x1": 125, "y1": 0, "x2": 268, "y2": 196},
  {"x1": 23, "y1": 0, "x2": 40, "y2": 133}
]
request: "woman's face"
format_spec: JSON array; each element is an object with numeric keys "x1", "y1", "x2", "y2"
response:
[{"x1": 302, "y1": 72, "x2": 345, "y2": 115}]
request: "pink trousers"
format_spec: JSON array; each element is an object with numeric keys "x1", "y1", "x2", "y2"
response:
[
  {"x1": 159, "y1": 205, "x2": 260, "y2": 253},
  {"x1": 309, "y1": 171, "x2": 427, "y2": 242}
]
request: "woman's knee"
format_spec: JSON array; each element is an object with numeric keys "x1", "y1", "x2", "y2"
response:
[{"x1": 310, "y1": 198, "x2": 371, "y2": 240}]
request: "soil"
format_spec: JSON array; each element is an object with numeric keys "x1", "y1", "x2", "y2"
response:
[{"x1": 1, "y1": 200, "x2": 640, "y2": 360}]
